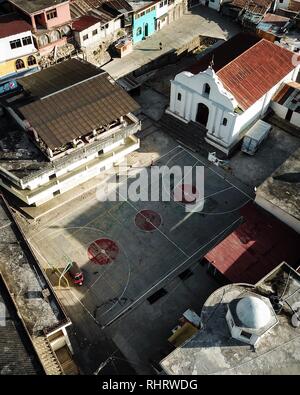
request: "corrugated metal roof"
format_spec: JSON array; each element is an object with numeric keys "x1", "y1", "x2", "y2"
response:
[
  {"x1": 18, "y1": 72, "x2": 139, "y2": 149},
  {"x1": 205, "y1": 203, "x2": 300, "y2": 284},
  {"x1": 72, "y1": 15, "x2": 100, "y2": 31},
  {"x1": 217, "y1": 39, "x2": 295, "y2": 110},
  {"x1": 227, "y1": 0, "x2": 272, "y2": 14},
  {"x1": 17, "y1": 58, "x2": 103, "y2": 98}
]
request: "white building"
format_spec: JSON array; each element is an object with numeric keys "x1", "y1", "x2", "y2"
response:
[
  {"x1": 167, "y1": 35, "x2": 299, "y2": 154},
  {"x1": 0, "y1": 14, "x2": 38, "y2": 81},
  {"x1": 156, "y1": 0, "x2": 169, "y2": 29},
  {"x1": 72, "y1": 14, "x2": 121, "y2": 49}
]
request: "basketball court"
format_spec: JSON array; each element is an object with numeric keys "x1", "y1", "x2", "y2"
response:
[{"x1": 29, "y1": 146, "x2": 251, "y2": 328}]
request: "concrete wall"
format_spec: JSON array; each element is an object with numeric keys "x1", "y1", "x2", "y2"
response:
[
  {"x1": 271, "y1": 101, "x2": 300, "y2": 129},
  {"x1": 132, "y1": 6, "x2": 156, "y2": 44},
  {"x1": 33, "y1": 2, "x2": 71, "y2": 30},
  {"x1": 156, "y1": 0, "x2": 169, "y2": 18},
  {"x1": 0, "y1": 53, "x2": 38, "y2": 80},
  {"x1": 255, "y1": 194, "x2": 300, "y2": 234},
  {"x1": 0, "y1": 31, "x2": 36, "y2": 62}
]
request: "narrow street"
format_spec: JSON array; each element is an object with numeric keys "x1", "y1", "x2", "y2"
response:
[{"x1": 103, "y1": 6, "x2": 240, "y2": 79}]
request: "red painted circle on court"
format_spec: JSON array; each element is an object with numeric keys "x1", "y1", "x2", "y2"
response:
[
  {"x1": 173, "y1": 184, "x2": 200, "y2": 204},
  {"x1": 135, "y1": 210, "x2": 162, "y2": 232},
  {"x1": 87, "y1": 238, "x2": 119, "y2": 265}
]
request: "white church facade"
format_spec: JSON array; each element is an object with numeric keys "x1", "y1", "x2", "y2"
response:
[{"x1": 166, "y1": 36, "x2": 299, "y2": 154}]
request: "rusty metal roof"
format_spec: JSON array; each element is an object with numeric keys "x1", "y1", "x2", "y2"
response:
[
  {"x1": 217, "y1": 39, "x2": 296, "y2": 110},
  {"x1": 18, "y1": 72, "x2": 139, "y2": 149},
  {"x1": 226, "y1": 0, "x2": 272, "y2": 14},
  {"x1": 72, "y1": 15, "x2": 100, "y2": 31},
  {"x1": 205, "y1": 203, "x2": 300, "y2": 284}
]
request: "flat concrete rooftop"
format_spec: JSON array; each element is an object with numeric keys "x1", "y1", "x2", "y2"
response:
[
  {"x1": 0, "y1": 195, "x2": 68, "y2": 336},
  {"x1": 161, "y1": 263, "x2": 300, "y2": 375},
  {"x1": 256, "y1": 147, "x2": 300, "y2": 224}
]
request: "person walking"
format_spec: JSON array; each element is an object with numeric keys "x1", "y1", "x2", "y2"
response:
[{"x1": 159, "y1": 42, "x2": 162, "y2": 51}]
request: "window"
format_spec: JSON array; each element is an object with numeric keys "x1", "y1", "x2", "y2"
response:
[
  {"x1": 27, "y1": 55, "x2": 37, "y2": 66},
  {"x1": 177, "y1": 92, "x2": 182, "y2": 101},
  {"x1": 160, "y1": 1, "x2": 164, "y2": 7},
  {"x1": 92, "y1": 29, "x2": 98, "y2": 36},
  {"x1": 22, "y1": 36, "x2": 32, "y2": 46},
  {"x1": 10, "y1": 39, "x2": 22, "y2": 49},
  {"x1": 240, "y1": 330, "x2": 252, "y2": 339},
  {"x1": 136, "y1": 27, "x2": 142, "y2": 36},
  {"x1": 46, "y1": 9, "x2": 57, "y2": 20},
  {"x1": 15, "y1": 59, "x2": 25, "y2": 70},
  {"x1": 222, "y1": 118, "x2": 228, "y2": 126},
  {"x1": 203, "y1": 83, "x2": 210, "y2": 96},
  {"x1": 83, "y1": 34, "x2": 88, "y2": 41}
]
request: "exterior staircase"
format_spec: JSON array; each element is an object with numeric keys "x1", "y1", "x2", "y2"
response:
[
  {"x1": 158, "y1": 113, "x2": 226, "y2": 158},
  {"x1": 33, "y1": 336, "x2": 64, "y2": 375}
]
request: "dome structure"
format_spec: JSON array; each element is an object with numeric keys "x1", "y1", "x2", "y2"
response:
[{"x1": 236, "y1": 296, "x2": 272, "y2": 329}]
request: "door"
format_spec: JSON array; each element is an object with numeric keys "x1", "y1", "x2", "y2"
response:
[
  {"x1": 144, "y1": 23, "x2": 149, "y2": 37},
  {"x1": 196, "y1": 103, "x2": 209, "y2": 127}
]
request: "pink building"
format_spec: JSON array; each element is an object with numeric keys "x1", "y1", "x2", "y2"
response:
[{"x1": 8, "y1": 1, "x2": 72, "y2": 54}]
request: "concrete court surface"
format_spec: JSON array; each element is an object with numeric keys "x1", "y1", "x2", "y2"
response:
[
  {"x1": 103, "y1": 6, "x2": 240, "y2": 79},
  {"x1": 25, "y1": 130, "x2": 253, "y2": 372}
]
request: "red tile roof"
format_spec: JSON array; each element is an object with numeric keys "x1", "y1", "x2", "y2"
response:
[
  {"x1": 72, "y1": 15, "x2": 100, "y2": 32},
  {"x1": 0, "y1": 14, "x2": 32, "y2": 39},
  {"x1": 205, "y1": 203, "x2": 300, "y2": 284},
  {"x1": 216, "y1": 39, "x2": 296, "y2": 110}
]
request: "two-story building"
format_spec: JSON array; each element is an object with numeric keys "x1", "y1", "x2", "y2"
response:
[
  {"x1": 0, "y1": 13, "x2": 39, "y2": 82},
  {"x1": 8, "y1": 0, "x2": 73, "y2": 55},
  {"x1": 155, "y1": 0, "x2": 168, "y2": 29},
  {"x1": 130, "y1": 1, "x2": 157, "y2": 44}
]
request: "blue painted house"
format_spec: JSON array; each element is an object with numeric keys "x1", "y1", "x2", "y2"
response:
[{"x1": 130, "y1": 1, "x2": 157, "y2": 44}]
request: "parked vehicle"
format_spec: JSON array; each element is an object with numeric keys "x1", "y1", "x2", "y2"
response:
[
  {"x1": 241, "y1": 120, "x2": 271, "y2": 155},
  {"x1": 68, "y1": 262, "x2": 84, "y2": 286}
]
